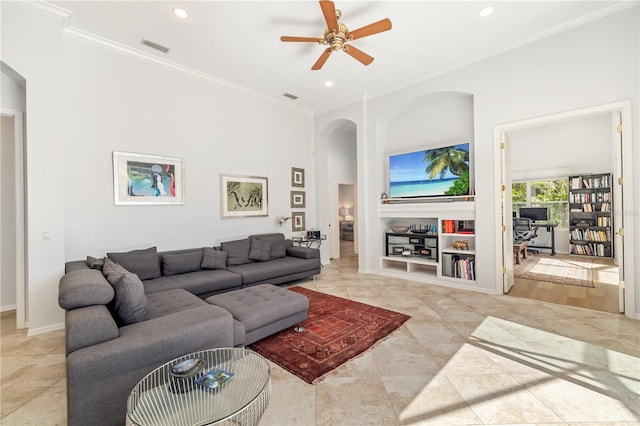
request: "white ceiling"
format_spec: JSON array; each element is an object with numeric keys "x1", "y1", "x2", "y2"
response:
[{"x1": 47, "y1": 1, "x2": 632, "y2": 113}]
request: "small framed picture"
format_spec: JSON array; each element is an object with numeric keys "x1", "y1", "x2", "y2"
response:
[
  {"x1": 292, "y1": 211, "x2": 306, "y2": 231},
  {"x1": 291, "y1": 167, "x2": 305, "y2": 188},
  {"x1": 392, "y1": 247, "x2": 404, "y2": 254},
  {"x1": 290, "y1": 191, "x2": 306, "y2": 208}
]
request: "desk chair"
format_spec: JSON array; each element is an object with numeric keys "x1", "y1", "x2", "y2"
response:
[{"x1": 513, "y1": 217, "x2": 539, "y2": 254}]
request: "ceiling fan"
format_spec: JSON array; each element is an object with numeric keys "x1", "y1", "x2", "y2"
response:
[{"x1": 280, "y1": 0, "x2": 392, "y2": 70}]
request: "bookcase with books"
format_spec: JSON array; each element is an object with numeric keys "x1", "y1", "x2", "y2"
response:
[
  {"x1": 568, "y1": 173, "x2": 613, "y2": 257},
  {"x1": 440, "y1": 219, "x2": 476, "y2": 280}
]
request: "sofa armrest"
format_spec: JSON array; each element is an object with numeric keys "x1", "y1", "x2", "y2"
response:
[
  {"x1": 65, "y1": 305, "x2": 234, "y2": 426},
  {"x1": 286, "y1": 246, "x2": 320, "y2": 259}
]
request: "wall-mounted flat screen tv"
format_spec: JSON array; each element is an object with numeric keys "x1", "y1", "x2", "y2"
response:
[{"x1": 389, "y1": 142, "x2": 470, "y2": 198}]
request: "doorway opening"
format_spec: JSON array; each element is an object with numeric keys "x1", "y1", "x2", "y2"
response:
[
  {"x1": 497, "y1": 102, "x2": 634, "y2": 317},
  {"x1": 338, "y1": 183, "x2": 356, "y2": 257}
]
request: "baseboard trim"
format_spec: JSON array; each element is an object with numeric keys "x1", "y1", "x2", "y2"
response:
[
  {"x1": 0, "y1": 304, "x2": 17, "y2": 313},
  {"x1": 27, "y1": 322, "x2": 64, "y2": 337}
]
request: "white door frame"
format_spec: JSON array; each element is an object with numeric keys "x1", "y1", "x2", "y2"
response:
[
  {"x1": 1, "y1": 108, "x2": 26, "y2": 328},
  {"x1": 494, "y1": 101, "x2": 634, "y2": 318}
]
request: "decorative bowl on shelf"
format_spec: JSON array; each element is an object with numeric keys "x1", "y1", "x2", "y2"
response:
[{"x1": 390, "y1": 226, "x2": 410, "y2": 233}]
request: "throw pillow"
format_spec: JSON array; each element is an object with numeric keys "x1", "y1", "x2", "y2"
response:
[
  {"x1": 86, "y1": 256, "x2": 105, "y2": 270},
  {"x1": 201, "y1": 247, "x2": 227, "y2": 270},
  {"x1": 162, "y1": 250, "x2": 203, "y2": 276},
  {"x1": 107, "y1": 246, "x2": 161, "y2": 281},
  {"x1": 248, "y1": 238, "x2": 271, "y2": 262},
  {"x1": 256, "y1": 234, "x2": 286, "y2": 259},
  {"x1": 111, "y1": 273, "x2": 149, "y2": 326},
  {"x1": 102, "y1": 258, "x2": 131, "y2": 285},
  {"x1": 220, "y1": 238, "x2": 252, "y2": 266}
]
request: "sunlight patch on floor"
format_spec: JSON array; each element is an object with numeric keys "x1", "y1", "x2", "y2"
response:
[{"x1": 400, "y1": 316, "x2": 639, "y2": 424}]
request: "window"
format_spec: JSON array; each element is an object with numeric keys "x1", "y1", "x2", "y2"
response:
[{"x1": 512, "y1": 179, "x2": 568, "y2": 227}]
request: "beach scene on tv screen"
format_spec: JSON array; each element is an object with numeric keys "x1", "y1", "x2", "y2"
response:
[{"x1": 389, "y1": 143, "x2": 469, "y2": 198}]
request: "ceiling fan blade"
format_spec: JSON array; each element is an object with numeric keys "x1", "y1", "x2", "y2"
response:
[
  {"x1": 343, "y1": 44, "x2": 374, "y2": 66},
  {"x1": 311, "y1": 48, "x2": 332, "y2": 70},
  {"x1": 320, "y1": 0, "x2": 339, "y2": 33},
  {"x1": 280, "y1": 36, "x2": 323, "y2": 43},
  {"x1": 348, "y1": 18, "x2": 392, "y2": 41}
]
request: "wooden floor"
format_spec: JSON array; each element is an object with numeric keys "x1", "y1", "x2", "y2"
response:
[
  {"x1": 339, "y1": 238, "x2": 355, "y2": 257},
  {"x1": 508, "y1": 254, "x2": 620, "y2": 314}
]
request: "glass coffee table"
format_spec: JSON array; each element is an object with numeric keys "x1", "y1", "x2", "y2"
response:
[{"x1": 127, "y1": 348, "x2": 271, "y2": 426}]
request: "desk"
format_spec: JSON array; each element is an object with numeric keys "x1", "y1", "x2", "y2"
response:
[
  {"x1": 529, "y1": 223, "x2": 556, "y2": 256},
  {"x1": 126, "y1": 348, "x2": 270, "y2": 426}
]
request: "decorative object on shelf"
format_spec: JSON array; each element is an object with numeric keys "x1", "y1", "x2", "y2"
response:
[
  {"x1": 381, "y1": 192, "x2": 389, "y2": 204},
  {"x1": 402, "y1": 249, "x2": 412, "y2": 257},
  {"x1": 292, "y1": 211, "x2": 306, "y2": 231},
  {"x1": 291, "y1": 167, "x2": 305, "y2": 188},
  {"x1": 452, "y1": 240, "x2": 469, "y2": 250},
  {"x1": 113, "y1": 151, "x2": 184, "y2": 205},
  {"x1": 390, "y1": 225, "x2": 410, "y2": 233},
  {"x1": 410, "y1": 224, "x2": 430, "y2": 234},
  {"x1": 277, "y1": 217, "x2": 290, "y2": 226},
  {"x1": 290, "y1": 191, "x2": 306, "y2": 208},
  {"x1": 220, "y1": 174, "x2": 268, "y2": 217}
]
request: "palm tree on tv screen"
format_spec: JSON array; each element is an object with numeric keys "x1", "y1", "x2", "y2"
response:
[{"x1": 424, "y1": 147, "x2": 469, "y2": 179}]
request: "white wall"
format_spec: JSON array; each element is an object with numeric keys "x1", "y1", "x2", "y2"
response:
[
  {"x1": 316, "y1": 8, "x2": 639, "y2": 308},
  {"x1": 328, "y1": 127, "x2": 357, "y2": 184},
  {"x1": 1, "y1": 3, "x2": 315, "y2": 332},
  {"x1": 510, "y1": 114, "x2": 613, "y2": 180}
]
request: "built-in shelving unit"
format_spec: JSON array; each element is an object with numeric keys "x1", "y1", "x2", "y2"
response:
[
  {"x1": 440, "y1": 219, "x2": 475, "y2": 280},
  {"x1": 377, "y1": 201, "x2": 484, "y2": 292},
  {"x1": 568, "y1": 173, "x2": 613, "y2": 257}
]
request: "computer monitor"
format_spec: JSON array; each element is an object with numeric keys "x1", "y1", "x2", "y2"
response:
[{"x1": 519, "y1": 207, "x2": 548, "y2": 222}]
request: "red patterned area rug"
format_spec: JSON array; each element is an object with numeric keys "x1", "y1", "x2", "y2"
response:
[{"x1": 250, "y1": 287, "x2": 410, "y2": 384}]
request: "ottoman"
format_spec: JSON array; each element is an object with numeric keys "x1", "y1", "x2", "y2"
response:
[{"x1": 206, "y1": 284, "x2": 309, "y2": 346}]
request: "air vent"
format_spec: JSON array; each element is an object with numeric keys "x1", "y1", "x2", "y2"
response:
[
  {"x1": 283, "y1": 93, "x2": 299, "y2": 100},
  {"x1": 141, "y1": 39, "x2": 170, "y2": 53}
]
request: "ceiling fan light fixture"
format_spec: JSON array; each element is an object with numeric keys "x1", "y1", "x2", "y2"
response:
[{"x1": 172, "y1": 7, "x2": 190, "y2": 19}]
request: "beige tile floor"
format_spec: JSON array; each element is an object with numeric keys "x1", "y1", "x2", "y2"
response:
[{"x1": 2, "y1": 255, "x2": 639, "y2": 425}]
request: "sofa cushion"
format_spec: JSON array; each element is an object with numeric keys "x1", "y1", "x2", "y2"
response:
[
  {"x1": 111, "y1": 273, "x2": 149, "y2": 326},
  {"x1": 162, "y1": 250, "x2": 203, "y2": 276},
  {"x1": 220, "y1": 238, "x2": 252, "y2": 266},
  {"x1": 248, "y1": 238, "x2": 271, "y2": 262},
  {"x1": 251, "y1": 233, "x2": 287, "y2": 259},
  {"x1": 145, "y1": 289, "x2": 207, "y2": 319},
  {"x1": 201, "y1": 247, "x2": 227, "y2": 270},
  {"x1": 59, "y1": 269, "x2": 115, "y2": 310},
  {"x1": 107, "y1": 246, "x2": 161, "y2": 280},
  {"x1": 142, "y1": 270, "x2": 243, "y2": 297},
  {"x1": 228, "y1": 256, "x2": 320, "y2": 284}
]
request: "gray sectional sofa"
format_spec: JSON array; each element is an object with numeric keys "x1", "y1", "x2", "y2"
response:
[{"x1": 59, "y1": 233, "x2": 319, "y2": 426}]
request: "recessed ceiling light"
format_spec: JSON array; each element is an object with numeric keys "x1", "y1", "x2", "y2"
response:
[
  {"x1": 324, "y1": 80, "x2": 334, "y2": 88},
  {"x1": 478, "y1": 7, "x2": 494, "y2": 17},
  {"x1": 172, "y1": 7, "x2": 190, "y2": 19}
]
